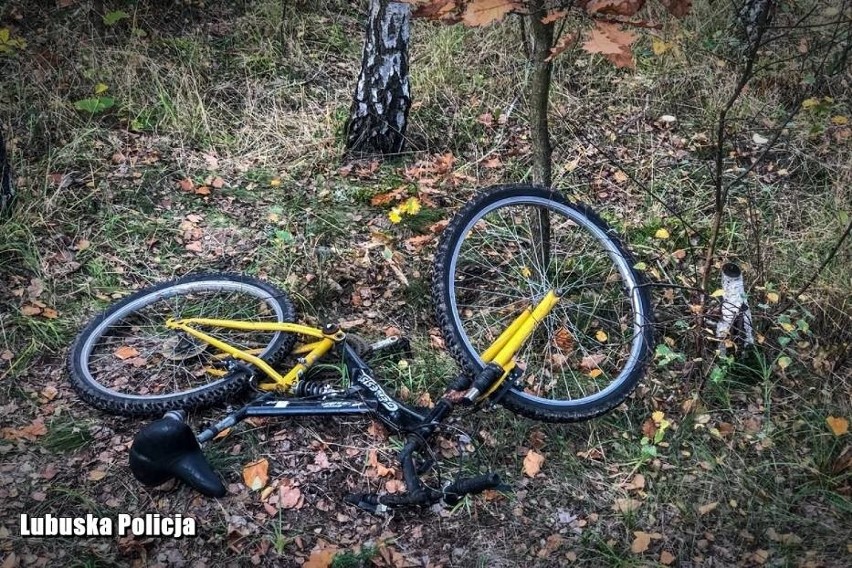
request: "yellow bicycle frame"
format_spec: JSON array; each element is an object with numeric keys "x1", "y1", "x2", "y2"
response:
[
  {"x1": 163, "y1": 289, "x2": 558, "y2": 400},
  {"x1": 164, "y1": 318, "x2": 345, "y2": 391}
]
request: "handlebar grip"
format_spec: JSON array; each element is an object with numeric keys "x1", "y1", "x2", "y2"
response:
[{"x1": 443, "y1": 473, "x2": 501, "y2": 505}]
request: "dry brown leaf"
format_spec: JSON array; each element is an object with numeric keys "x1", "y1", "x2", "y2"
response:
[
  {"x1": 194, "y1": 185, "x2": 211, "y2": 196},
  {"x1": 698, "y1": 501, "x2": 718, "y2": 515},
  {"x1": 242, "y1": 458, "x2": 269, "y2": 491},
  {"x1": 280, "y1": 485, "x2": 303, "y2": 509},
  {"x1": 178, "y1": 178, "x2": 194, "y2": 192},
  {"x1": 411, "y1": 0, "x2": 459, "y2": 22},
  {"x1": 631, "y1": 531, "x2": 651, "y2": 553},
  {"x1": 826, "y1": 416, "x2": 849, "y2": 436},
  {"x1": 623, "y1": 473, "x2": 645, "y2": 491},
  {"x1": 659, "y1": 0, "x2": 691, "y2": 18},
  {"x1": 41, "y1": 307, "x2": 59, "y2": 319},
  {"x1": 541, "y1": 9, "x2": 568, "y2": 24},
  {"x1": 211, "y1": 176, "x2": 225, "y2": 189},
  {"x1": 660, "y1": 550, "x2": 676, "y2": 565},
  {"x1": 21, "y1": 304, "x2": 42, "y2": 316},
  {"x1": 613, "y1": 498, "x2": 642, "y2": 513},
  {"x1": 462, "y1": 0, "x2": 520, "y2": 27},
  {"x1": 385, "y1": 479, "x2": 406, "y2": 493},
  {"x1": 582, "y1": 22, "x2": 637, "y2": 69},
  {"x1": 403, "y1": 234, "x2": 435, "y2": 252},
  {"x1": 302, "y1": 546, "x2": 337, "y2": 568},
  {"x1": 88, "y1": 469, "x2": 107, "y2": 481},
  {"x1": 546, "y1": 32, "x2": 578, "y2": 61},
  {"x1": 523, "y1": 449, "x2": 545, "y2": 477},
  {"x1": 370, "y1": 187, "x2": 407, "y2": 206},
  {"x1": 185, "y1": 241, "x2": 203, "y2": 253},
  {"x1": 113, "y1": 345, "x2": 140, "y2": 360},
  {"x1": 586, "y1": 0, "x2": 646, "y2": 17},
  {"x1": 580, "y1": 353, "x2": 606, "y2": 371}
]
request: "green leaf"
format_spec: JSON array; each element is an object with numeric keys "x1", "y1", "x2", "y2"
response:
[
  {"x1": 103, "y1": 10, "x2": 130, "y2": 26},
  {"x1": 73, "y1": 97, "x2": 116, "y2": 114}
]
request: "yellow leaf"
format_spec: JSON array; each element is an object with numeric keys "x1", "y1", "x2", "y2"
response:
[
  {"x1": 652, "y1": 411, "x2": 665, "y2": 423},
  {"x1": 94, "y1": 83, "x2": 109, "y2": 94},
  {"x1": 826, "y1": 416, "x2": 849, "y2": 436},
  {"x1": 631, "y1": 531, "x2": 651, "y2": 553},
  {"x1": 651, "y1": 38, "x2": 672, "y2": 55},
  {"x1": 780, "y1": 322, "x2": 795, "y2": 332},
  {"x1": 830, "y1": 115, "x2": 848, "y2": 126},
  {"x1": 710, "y1": 288, "x2": 725, "y2": 298},
  {"x1": 388, "y1": 208, "x2": 402, "y2": 224},
  {"x1": 588, "y1": 368, "x2": 603, "y2": 378},
  {"x1": 595, "y1": 330, "x2": 608, "y2": 342},
  {"x1": 654, "y1": 228, "x2": 670, "y2": 239},
  {"x1": 242, "y1": 458, "x2": 269, "y2": 491},
  {"x1": 520, "y1": 266, "x2": 532, "y2": 278},
  {"x1": 801, "y1": 98, "x2": 820, "y2": 109},
  {"x1": 269, "y1": 178, "x2": 282, "y2": 187},
  {"x1": 777, "y1": 356, "x2": 791, "y2": 370},
  {"x1": 523, "y1": 449, "x2": 545, "y2": 477},
  {"x1": 766, "y1": 292, "x2": 779, "y2": 303}
]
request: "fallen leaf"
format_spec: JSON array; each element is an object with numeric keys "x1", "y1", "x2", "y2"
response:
[
  {"x1": 698, "y1": 501, "x2": 718, "y2": 515},
  {"x1": 826, "y1": 416, "x2": 849, "y2": 436},
  {"x1": 655, "y1": 228, "x2": 670, "y2": 239},
  {"x1": 211, "y1": 176, "x2": 225, "y2": 188},
  {"x1": 659, "y1": 0, "x2": 691, "y2": 18},
  {"x1": 89, "y1": 470, "x2": 107, "y2": 481},
  {"x1": 660, "y1": 550, "x2": 676, "y2": 565},
  {"x1": 41, "y1": 307, "x2": 59, "y2": 319},
  {"x1": 766, "y1": 291, "x2": 779, "y2": 303},
  {"x1": 623, "y1": 473, "x2": 645, "y2": 491},
  {"x1": 178, "y1": 178, "x2": 194, "y2": 192},
  {"x1": 194, "y1": 185, "x2": 211, "y2": 196},
  {"x1": 582, "y1": 21, "x2": 637, "y2": 68},
  {"x1": 595, "y1": 330, "x2": 608, "y2": 342},
  {"x1": 185, "y1": 241, "x2": 203, "y2": 253},
  {"x1": 303, "y1": 546, "x2": 337, "y2": 568},
  {"x1": 580, "y1": 353, "x2": 605, "y2": 371},
  {"x1": 242, "y1": 459, "x2": 269, "y2": 491},
  {"x1": 523, "y1": 449, "x2": 545, "y2": 477},
  {"x1": 586, "y1": 0, "x2": 646, "y2": 17},
  {"x1": 613, "y1": 498, "x2": 642, "y2": 514},
  {"x1": 21, "y1": 305, "x2": 42, "y2": 316},
  {"x1": 279, "y1": 485, "x2": 302, "y2": 509},
  {"x1": 631, "y1": 531, "x2": 651, "y2": 553},
  {"x1": 114, "y1": 345, "x2": 140, "y2": 360}
]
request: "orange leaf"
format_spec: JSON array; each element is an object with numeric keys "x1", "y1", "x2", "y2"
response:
[
  {"x1": 631, "y1": 531, "x2": 651, "y2": 553},
  {"x1": 826, "y1": 416, "x2": 849, "y2": 436},
  {"x1": 242, "y1": 458, "x2": 269, "y2": 491},
  {"x1": 303, "y1": 546, "x2": 338, "y2": 568},
  {"x1": 211, "y1": 176, "x2": 225, "y2": 189},
  {"x1": 194, "y1": 185, "x2": 211, "y2": 196},
  {"x1": 523, "y1": 449, "x2": 545, "y2": 477},
  {"x1": 178, "y1": 178, "x2": 194, "y2": 192},
  {"x1": 41, "y1": 307, "x2": 59, "y2": 319},
  {"x1": 114, "y1": 345, "x2": 140, "y2": 360},
  {"x1": 546, "y1": 32, "x2": 577, "y2": 61},
  {"x1": 582, "y1": 22, "x2": 637, "y2": 69},
  {"x1": 461, "y1": 0, "x2": 520, "y2": 27},
  {"x1": 21, "y1": 304, "x2": 42, "y2": 316},
  {"x1": 660, "y1": 550, "x2": 676, "y2": 565}
]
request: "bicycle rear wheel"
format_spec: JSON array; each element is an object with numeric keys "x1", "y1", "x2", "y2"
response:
[
  {"x1": 432, "y1": 185, "x2": 653, "y2": 422},
  {"x1": 68, "y1": 273, "x2": 296, "y2": 416}
]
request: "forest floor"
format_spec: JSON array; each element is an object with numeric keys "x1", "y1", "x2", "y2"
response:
[{"x1": 1, "y1": 1, "x2": 850, "y2": 567}]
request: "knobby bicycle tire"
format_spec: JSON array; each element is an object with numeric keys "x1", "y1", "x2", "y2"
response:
[
  {"x1": 432, "y1": 185, "x2": 654, "y2": 422},
  {"x1": 68, "y1": 273, "x2": 297, "y2": 416}
]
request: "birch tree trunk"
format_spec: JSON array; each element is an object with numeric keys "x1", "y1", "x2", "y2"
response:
[
  {"x1": 0, "y1": 131, "x2": 14, "y2": 217},
  {"x1": 345, "y1": 0, "x2": 411, "y2": 157}
]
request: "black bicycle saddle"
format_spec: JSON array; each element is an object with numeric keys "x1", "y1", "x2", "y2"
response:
[{"x1": 129, "y1": 413, "x2": 226, "y2": 497}]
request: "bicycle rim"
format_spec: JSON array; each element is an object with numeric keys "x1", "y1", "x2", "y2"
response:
[
  {"x1": 445, "y1": 194, "x2": 647, "y2": 408},
  {"x1": 78, "y1": 279, "x2": 287, "y2": 401}
]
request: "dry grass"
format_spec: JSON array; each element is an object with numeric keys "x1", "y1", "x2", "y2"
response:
[{"x1": 1, "y1": 0, "x2": 850, "y2": 566}]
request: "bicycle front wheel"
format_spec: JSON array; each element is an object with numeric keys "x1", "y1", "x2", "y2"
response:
[
  {"x1": 433, "y1": 185, "x2": 653, "y2": 422},
  {"x1": 68, "y1": 273, "x2": 297, "y2": 416}
]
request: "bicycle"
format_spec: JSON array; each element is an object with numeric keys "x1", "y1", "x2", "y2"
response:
[{"x1": 68, "y1": 184, "x2": 654, "y2": 510}]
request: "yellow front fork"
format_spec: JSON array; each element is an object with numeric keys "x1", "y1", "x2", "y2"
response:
[
  {"x1": 475, "y1": 290, "x2": 560, "y2": 399},
  {"x1": 165, "y1": 318, "x2": 343, "y2": 391}
]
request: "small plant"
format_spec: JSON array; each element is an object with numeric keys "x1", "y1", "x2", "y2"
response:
[
  {"x1": 0, "y1": 28, "x2": 26, "y2": 54},
  {"x1": 102, "y1": 10, "x2": 130, "y2": 27},
  {"x1": 74, "y1": 83, "x2": 115, "y2": 115},
  {"x1": 639, "y1": 411, "x2": 671, "y2": 460}
]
